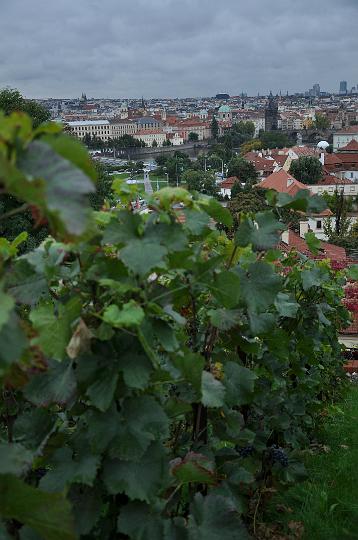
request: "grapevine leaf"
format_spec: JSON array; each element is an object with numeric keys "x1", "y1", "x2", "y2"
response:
[
  {"x1": 237, "y1": 261, "x2": 281, "y2": 314},
  {"x1": 103, "y1": 442, "x2": 169, "y2": 502},
  {"x1": 23, "y1": 360, "x2": 76, "y2": 407},
  {"x1": 18, "y1": 140, "x2": 94, "y2": 234},
  {"x1": 40, "y1": 447, "x2": 100, "y2": 492},
  {"x1": 199, "y1": 197, "x2": 233, "y2": 227},
  {"x1": 30, "y1": 298, "x2": 82, "y2": 361},
  {"x1": 235, "y1": 211, "x2": 285, "y2": 250},
  {"x1": 86, "y1": 369, "x2": 119, "y2": 412},
  {"x1": 301, "y1": 267, "x2": 329, "y2": 291},
  {"x1": 224, "y1": 362, "x2": 257, "y2": 406},
  {"x1": 117, "y1": 353, "x2": 153, "y2": 390},
  {"x1": 103, "y1": 301, "x2": 145, "y2": 328},
  {"x1": 13, "y1": 409, "x2": 56, "y2": 450},
  {"x1": 6, "y1": 259, "x2": 48, "y2": 306},
  {"x1": 120, "y1": 240, "x2": 167, "y2": 276},
  {"x1": 347, "y1": 265, "x2": 358, "y2": 280},
  {"x1": 0, "y1": 444, "x2": 33, "y2": 475},
  {"x1": 0, "y1": 312, "x2": 27, "y2": 372},
  {"x1": 274, "y1": 292, "x2": 299, "y2": 318},
  {"x1": 201, "y1": 371, "x2": 225, "y2": 408},
  {"x1": 188, "y1": 493, "x2": 250, "y2": 540},
  {"x1": 0, "y1": 284, "x2": 14, "y2": 331},
  {"x1": 69, "y1": 486, "x2": 102, "y2": 536},
  {"x1": 171, "y1": 453, "x2": 217, "y2": 485},
  {"x1": 102, "y1": 211, "x2": 142, "y2": 244},
  {"x1": 183, "y1": 209, "x2": 210, "y2": 235},
  {"x1": 109, "y1": 396, "x2": 169, "y2": 461},
  {"x1": 117, "y1": 502, "x2": 163, "y2": 540},
  {"x1": 172, "y1": 353, "x2": 205, "y2": 392},
  {"x1": 0, "y1": 475, "x2": 76, "y2": 540},
  {"x1": 208, "y1": 308, "x2": 241, "y2": 330},
  {"x1": 305, "y1": 232, "x2": 321, "y2": 255},
  {"x1": 210, "y1": 271, "x2": 241, "y2": 309}
]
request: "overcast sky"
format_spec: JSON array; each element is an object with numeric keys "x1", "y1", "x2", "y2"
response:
[{"x1": 1, "y1": 0, "x2": 357, "y2": 99}]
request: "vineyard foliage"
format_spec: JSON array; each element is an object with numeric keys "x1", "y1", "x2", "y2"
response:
[{"x1": 0, "y1": 113, "x2": 355, "y2": 539}]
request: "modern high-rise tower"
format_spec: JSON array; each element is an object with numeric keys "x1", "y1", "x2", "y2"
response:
[{"x1": 339, "y1": 81, "x2": 348, "y2": 95}]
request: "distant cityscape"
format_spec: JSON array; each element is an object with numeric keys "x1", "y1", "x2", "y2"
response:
[{"x1": 34, "y1": 79, "x2": 358, "y2": 150}]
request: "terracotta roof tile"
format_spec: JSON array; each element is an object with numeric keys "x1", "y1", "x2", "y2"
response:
[{"x1": 259, "y1": 170, "x2": 308, "y2": 195}]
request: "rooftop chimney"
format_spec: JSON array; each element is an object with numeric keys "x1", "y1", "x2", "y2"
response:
[{"x1": 299, "y1": 221, "x2": 309, "y2": 239}]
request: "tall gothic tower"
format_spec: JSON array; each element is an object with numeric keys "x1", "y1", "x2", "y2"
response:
[{"x1": 265, "y1": 96, "x2": 279, "y2": 131}]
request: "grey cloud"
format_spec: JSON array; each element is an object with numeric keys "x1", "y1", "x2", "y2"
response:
[{"x1": 0, "y1": 0, "x2": 357, "y2": 98}]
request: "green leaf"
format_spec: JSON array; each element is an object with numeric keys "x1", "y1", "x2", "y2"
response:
[
  {"x1": 235, "y1": 211, "x2": 285, "y2": 250},
  {"x1": 24, "y1": 360, "x2": 76, "y2": 407},
  {"x1": 30, "y1": 298, "x2": 82, "y2": 361},
  {"x1": 121, "y1": 240, "x2": 167, "y2": 276},
  {"x1": 40, "y1": 447, "x2": 100, "y2": 493},
  {"x1": 13, "y1": 409, "x2": 56, "y2": 450},
  {"x1": 69, "y1": 486, "x2": 102, "y2": 536},
  {"x1": 305, "y1": 231, "x2": 321, "y2": 255},
  {"x1": 238, "y1": 261, "x2": 281, "y2": 314},
  {"x1": 109, "y1": 396, "x2": 169, "y2": 461},
  {"x1": 171, "y1": 453, "x2": 217, "y2": 485},
  {"x1": 0, "y1": 284, "x2": 14, "y2": 332},
  {"x1": 103, "y1": 442, "x2": 169, "y2": 502},
  {"x1": 152, "y1": 319, "x2": 179, "y2": 352},
  {"x1": 208, "y1": 308, "x2": 241, "y2": 330},
  {"x1": 347, "y1": 265, "x2": 358, "y2": 280},
  {"x1": 172, "y1": 353, "x2": 205, "y2": 392},
  {"x1": 117, "y1": 353, "x2": 153, "y2": 390},
  {"x1": 86, "y1": 368, "x2": 119, "y2": 412},
  {"x1": 0, "y1": 475, "x2": 76, "y2": 540},
  {"x1": 183, "y1": 209, "x2": 210, "y2": 235},
  {"x1": 211, "y1": 271, "x2": 241, "y2": 309},
  {"x1": 0, "y1": 312, "x2": 27, "y2": 373},
  {"x1": 0, "y1": 444, "x2": 33, "y2": 475},
  {"x1": 188, "y1": 493, "x2": 249, "y2": 540},
  {"x1": 6, "y1": 259, "x2": 48, "y2": 306},
  {"x1": 199, "y1": 197, "x2": 233, "y2": 227},
  {"x1": 267, "y1": 189, "x2": 327, "y2": 214},
  {"x1": 102, "y1": 211, "x2": 142, "y2": 244},
  {"x1": 224, "y1": 362, "x2": 257, "y2": 406},
  {"x1": 41, "y1": 133, "x2": 96, "y2": 180},
  {"x1": 85, "y1": 404, "x2": 121, "y2": 454},
  {"x1": 103, "y1": 301, "x2": 145, "y2": 328},
  {"x1": 274, "y1": 292, "x2": 299, "y2": 318},
  {"x1": 18, "y1": 140, "x2": 94, "y2": 234},
  {"x1": 201, "y1": 371, "x2": 225, "y2": 408},
  {"x1": 117, "y1": 503, "x2": 165, "y2": 540},
  {"x1": 301, "y1": 267, "x2": 329, "y2": 291}
]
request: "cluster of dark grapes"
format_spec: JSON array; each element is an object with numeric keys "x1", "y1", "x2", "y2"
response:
[
  {"x1": 237, "y1": 445, "x2": 255, "y2": 458},
  {"x1": 268, "y1": 445, "x2": 288, "y2": 467}
]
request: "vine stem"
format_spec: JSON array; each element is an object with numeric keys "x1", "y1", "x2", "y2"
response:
[
  {"x1": 253, "y1": 490, "x2": 262, "y2": 537},
  {"x1": 0, "y1": 203, "x2": 29, "y2": 221}
]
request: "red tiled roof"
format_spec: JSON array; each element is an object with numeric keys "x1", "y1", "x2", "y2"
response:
[
  {"x1": 316, "y1": 174, "x2": 353, "y2": 186},
  {"x1": 259, "y1": 170, "x2": 308, "y2": 196},
  {"x1": 336, "y1": 125, "x2": 358, "y2": 135},
  {"x1": 290, "y1": 146, "x2": 317, "y2": 157},
  {"x1": 279, "y1": 230, "x2": 347, "y2": 260},
  {"x1": 220, "y1": 176, "x2": 239, "y2": 188},
  {"x1": 339, "y1": 139, "x2": 358, "y2": 152}
]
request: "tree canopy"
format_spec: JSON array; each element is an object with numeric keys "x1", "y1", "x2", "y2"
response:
[
  {"x1": 289, "y1": 156, "x2": 323, "y2": 185},
  {"x1": 0, "y1": 88, "x2": 50, "y2": 128},
  {"x1": 227, "y1": 156, "x2": 258, "y2": 184},
  {"x1": 182, "y1": 169, "x2": 219, "y2": 196}
]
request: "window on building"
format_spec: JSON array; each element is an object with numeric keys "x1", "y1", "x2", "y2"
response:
[{"x1": 316, "y1": 220, "x2": 322, "y2": 230}]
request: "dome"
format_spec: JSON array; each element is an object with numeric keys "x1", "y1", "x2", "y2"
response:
[
  {"x1": 218, "y1": 105, "x2": 231, "y2": 113},
  {"x1": 317, "y1": 141, "x2": 330, "y2": 150}
]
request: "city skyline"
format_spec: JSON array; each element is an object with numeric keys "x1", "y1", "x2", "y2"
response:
[{"x1": 1, "y1": 0, "x2": 357, "y2": 99}]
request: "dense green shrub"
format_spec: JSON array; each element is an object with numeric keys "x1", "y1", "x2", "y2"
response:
[{"x1": 0, "y1": 112, "x2": 353, "y2": 539}]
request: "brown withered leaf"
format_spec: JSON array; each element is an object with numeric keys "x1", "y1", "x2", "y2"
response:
[{"x1": 66, "y1": 319, "x2": 93, "y2": 359}]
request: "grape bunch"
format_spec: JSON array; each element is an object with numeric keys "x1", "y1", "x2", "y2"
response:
[
  {"x1": 238, "y1": 445, "x2": 255, "y2": 458},
  {"x1": 269, "y1": 445, "x2": 288, "y2": 467}
]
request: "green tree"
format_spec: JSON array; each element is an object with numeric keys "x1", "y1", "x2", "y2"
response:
[
  {"x1": 259, "y1": 131, "x2": 293, "y2": 149},
  {"x1": 227, "y1": 156, "x2": 258, "y2": 184},
  {"x1": 210, "y1": 116, "x2": 219, "y2": 139},
  {"x1": 89, "y1": 162, "x2": 115, "y2": 210},
  {"x1": 315, "y1": 113, "x2": 330, "y2": 130},
  {"x1": 289, "y1": 156, "x2": 323, "y2": 185},
  {"x1": 182, "y1": 169, "x2": 219, "y2": 196},
  {"x1": 152, "y1": 139, "x2": 158, "y2": 147},
  {"x1": 240, "y1": 138, "x2": 263, "y2": 156},
  {"x1": 188, "y1": 132, "x2": 199, "y2": 142},
  {"x1": 0, "y1": 88, "x2": 50, "y2": 128}
]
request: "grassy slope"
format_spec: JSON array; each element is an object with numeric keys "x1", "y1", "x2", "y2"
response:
[{"x1": 267, "y1": 386, "x2": 358, "y2": 539}]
